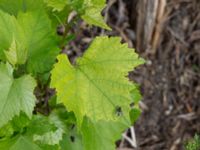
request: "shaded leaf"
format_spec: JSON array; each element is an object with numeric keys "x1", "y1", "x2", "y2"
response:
[
  {"x1": 17, "y1": 11, "x2": 60, "y2": 75},
  {"x1": 0, "y1": 136, "x2": 42, "y2": 150}
]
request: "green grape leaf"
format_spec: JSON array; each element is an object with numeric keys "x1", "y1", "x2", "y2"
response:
[
  {"x1": 0, "y1": 6, "x2": 60, "y2": 75},
  {"x1": 0, "y1": 63, "x2": 36, "y2": 128},
  {"x1": 81, "y1": 117, "x2": 128, "y2": 150},
  {"x1": 0, "y1": 136, "x2": 42, "y2": 150},
  {"x1": 44, "y1": 0, "x2": 67, "y2": 12},
  {"x1": 81, "y1": 0, "x2": 111, "y2": 30},
  {"x1": 17, "y1": 10, "x2": 60, "y2": 75},
  {"x1": 51, "y1": 36, "x2": 144, "y2": 125}
]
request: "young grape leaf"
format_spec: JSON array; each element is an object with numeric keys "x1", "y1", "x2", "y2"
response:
[
  {"x1": 81, "y1": 117, "x2": 128, "y2": 150},
  {"x1": 45, "y1": 0, "x2": 111, "y2": 30},
  {"x1": 44, "y1": 0, "x2": 67, "y2": 12},
  {"x1": 129, "y1": 108, "x2": 141, "y2": 124},
  {"x1": 51, "y1": 36, "x2": 145, "y2": 125},
  {"x1": 81, "y1": 0, "x2": 111, "y2": 30},
  {"x1": 4, "y1": 38, "x2": 27, "y2": 67},
  {"x1": 129, "y1": 86, "x2": 142, "y2": 123},
  {"x1": 0, "y1": 63, "x2": 36, "y2": 128},
  {"x1": 130, "y1": 85, "x2": 142, "y2": 104},
  {"x1": 70, "y1": 0, "x2": 111, "y2": 29}
]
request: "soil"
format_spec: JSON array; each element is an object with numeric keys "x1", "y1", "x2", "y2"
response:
[{"x1": 65, "y1": 0, "x2": 200, "y2": 149}]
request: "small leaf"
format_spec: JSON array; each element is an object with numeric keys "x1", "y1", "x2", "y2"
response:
[
  {"x1": 130, "y1": 86, "x2": 142, "y2": 104},
  {"x1": 4, "y1": 38, "x2": 27, "y2": 66},
  {"x1": 81, "y1": 0, "x2": 111, "y2": 30},
  {"x1": 45, "y1": 0, "x2": 111, "y2": 29},
  {"x1": 129, "y1": 108, "x2": 141, "y2": 124},
  {"x1": 44, "y1": 0, "x2": 67, "y2": 12}
]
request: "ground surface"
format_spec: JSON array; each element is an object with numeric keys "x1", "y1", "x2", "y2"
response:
[{"x1": 66, "y1": 0, "x2": 200, "y2": 149}]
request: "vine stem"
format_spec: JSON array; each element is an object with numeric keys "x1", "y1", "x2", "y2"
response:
[{"x1": 122, "y1": 126, "x2": 137, "y2": 148}]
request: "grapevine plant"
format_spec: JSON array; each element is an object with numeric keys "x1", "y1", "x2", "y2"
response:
[{"x1": 0, "y1": 0, "x2": 144, "y2": 149}]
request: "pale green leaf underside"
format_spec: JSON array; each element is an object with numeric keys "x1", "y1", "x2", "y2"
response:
[
  {"x1": 0, "y1": 63, "x2": 36, "y2": 128},
  {"x1": 51, "y1": 36, "x2": 144, "y2": 125}
]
